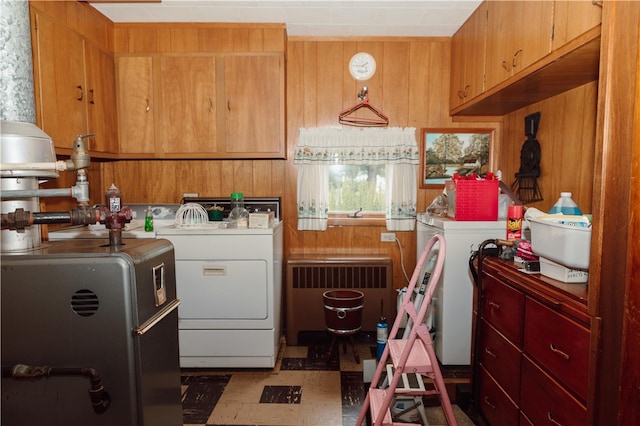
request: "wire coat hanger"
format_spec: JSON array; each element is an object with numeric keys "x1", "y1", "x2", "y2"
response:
[{"x1": 338, "y1": 86, "x2": 389, "y2": 127}]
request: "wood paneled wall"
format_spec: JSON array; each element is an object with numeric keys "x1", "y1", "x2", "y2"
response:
[
  {"x1": 498, "y1": 82, "x2": 597, "y2": 213},
  {"x1": 81, "y1": 33, "x2": 596, "y2": 291},
  {"x1": 101, "y1": 36, "x2": 500, "y2": 290},
  {"x1": 277, "y1": 37, "x2": 501, "y2": 289}
]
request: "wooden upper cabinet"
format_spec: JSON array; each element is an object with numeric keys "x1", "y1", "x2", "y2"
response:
[
  {"x1": 450, "y1": 2, "x2": 487, "y2": 109},
  {"x1": 84, "y1": 43, "x2": 118, "y2": 154},
  {"x1": 222, "y1": 54, "x2": 285, "y2": 158},
  {"x1": 31, "y1": 10, "x2": 118, "y2": 155},
  {"x1": 116, "y1": 55, "x2": 156, "y2": 155},
  {"x1": 160, "y1": 55, "x2": 218, "y2": 155},
  {"x1": 551, "y1": 0, "x2": 602, "y2": 50},
  {"x1": 485, "y1": 1, "x2": 553, "y2": 90},
  {"x1": 32, "y1": 12, "x2": 86, "y2": 151},
  {"x1": 117, "y1": 52, "x2": 285, "y2": 159}
]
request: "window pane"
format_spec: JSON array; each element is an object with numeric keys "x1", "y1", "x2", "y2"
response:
[{"x1": 329, "y1": 165, "x2": 385, "y2": 213}]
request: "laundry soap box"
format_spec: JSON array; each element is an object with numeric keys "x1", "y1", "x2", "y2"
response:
[{"x1": 249, "y1": 211, "x2": 275, "y2": 228}]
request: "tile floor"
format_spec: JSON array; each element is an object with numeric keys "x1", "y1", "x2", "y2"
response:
[{"x1": 180, "y1": 331, "x2": 475, "y2": 426}]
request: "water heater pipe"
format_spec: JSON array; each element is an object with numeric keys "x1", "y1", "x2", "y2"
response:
[{"x1": 1, "y1": 364, "x2": 111, "y2": 414}]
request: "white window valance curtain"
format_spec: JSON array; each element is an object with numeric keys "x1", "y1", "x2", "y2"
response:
[{"x1": 294, "y1": 127, "x2": 419, "y2": 231}]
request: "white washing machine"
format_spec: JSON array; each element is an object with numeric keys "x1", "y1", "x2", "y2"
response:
[{"x1": 417, "y1": 213, "x2": 506, "y2": 365}]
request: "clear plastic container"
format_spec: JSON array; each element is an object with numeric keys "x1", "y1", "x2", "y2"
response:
[
  {"x1": 229, "y1": 192, "x2": 249, "y2": 228},
  {"x1": 549, "y1": 192, "x2": 582, "y2": 215}
]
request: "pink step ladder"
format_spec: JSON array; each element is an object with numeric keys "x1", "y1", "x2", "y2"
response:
[{"x1": 356, "y1": 234, "x2": 458, "y2": 425}]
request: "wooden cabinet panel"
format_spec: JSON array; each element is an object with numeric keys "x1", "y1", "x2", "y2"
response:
[
  {"x1": 223, "y1": 54, "x2": 284, "y2": 158},
  {"x1": 482, "y1": 273, "x2": 525, "y2": 346},
  {"x1": 32, "y1": 11, "x2": 86, "y2": 150},
  {"x1": 450, "y1": 2, "x2": 487, "y2": 109},
  {"x1": 116, "y1": 52, "x2": 284, "y2": 159},
  {"x1": 116, "y1": 55, "x2": 156, "y2": 154},
  {"x1": 160, "y1": 55, "x2": 217, "y2": 154},
  {"x1": 552, "y1": 0, "x2": 602, "y2": 50},
  {"x1": 84, "y1": 43, "x2": 118, "y2": 153},
  {"x1": 485, "y1": 1, "x2": 553, "y2": 90},
  {"x1": 473, "y1": 258, "x2": 591, "y2": 426},
  {"x1": 478, "y1": 366, "x2": 520, "y2": 426},
  {"x1": 32, "y1": 9, "x2": 117, "y2": 155},
  {"x1": 524, "y1": 297, "x2": 590, "y2": 400},
  {"x1": 520, "y1": 356, "x2": 587, "y2": 426},
  {"x1": 479, "y1": 319, "x2": 522, "y2": 402}
]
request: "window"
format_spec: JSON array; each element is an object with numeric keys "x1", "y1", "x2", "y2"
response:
[
  {"x1": 329, "y1": 164, "x2": 386, "y2": 213},
  {"x1": 294, "y1": 127, "x2": 419, "y2": 231}
]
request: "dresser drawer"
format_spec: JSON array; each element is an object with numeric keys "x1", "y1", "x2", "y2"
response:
[
  {"x1": 524, "y1": 297, "x2": 590, "y2": 400},
  {"x1": 520, "y1": 356, "x2": 587, "y2": 426},
  {"x1": 482, "y1": 274, "x2": 525, "y2": 345},
  {"x1": 479, "y1": 319, "x2": 522, "y2": 402},
  {"x1": 478, "y1": 365, "x2": 519, "y2": 426}
]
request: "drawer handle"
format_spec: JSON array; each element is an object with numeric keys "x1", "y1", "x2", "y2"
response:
[
  {"x1": 549, "y1": 343, "x2": 570, "y2": 360},
  {"x1": 548, "y1": 411, "x2": 564, "y2": 426},
  {"x1": 484, "y1": 396, "x2": 496, "y2": 409},
  {"x1": 484, "y1": 347, "x2": 498, "y2": 358},
  {"x1": 203, "y1": 266, "x2": 226, "y2": 276},
  {"x1": 488, "y1": 301, "x2": 501, "y2": 310}
]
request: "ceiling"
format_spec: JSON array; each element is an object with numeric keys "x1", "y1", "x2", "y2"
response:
[{"x1": 90, "y1": 0, "x2": 482, "y2": 37}]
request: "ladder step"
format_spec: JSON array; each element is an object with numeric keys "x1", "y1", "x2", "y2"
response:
[
  {"x1": 385, "y1": 364, "x2": 426, "y2": 392},
  {"x1": 369, "y1": 388, "x2": 421, "y2": 426},
  {"x1": 388, "y1": 339, "x2": 432, "y2": 372}
]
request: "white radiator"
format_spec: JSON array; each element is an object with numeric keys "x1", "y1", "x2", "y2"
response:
[{"x1": 285, "y1": 254, "x2": 394, "y2": 345}]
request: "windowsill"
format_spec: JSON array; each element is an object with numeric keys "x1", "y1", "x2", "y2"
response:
[{"x1": 328, "y1": 214, "x2": 386, "y2": 227}]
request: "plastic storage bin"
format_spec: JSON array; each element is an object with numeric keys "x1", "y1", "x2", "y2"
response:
[
  {"x1": 528, "y1": 217, "x2": 591, "y2": 270},
  {"x1": 539, "y1": 257, "x2": 589, "y2": 283}
]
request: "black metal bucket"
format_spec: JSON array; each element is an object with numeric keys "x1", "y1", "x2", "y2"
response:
[{"x1": 323, "y1": 290, "x2": 364, "y2": 334}]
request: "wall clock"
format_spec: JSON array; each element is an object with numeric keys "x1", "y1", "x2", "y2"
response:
[{"x1": 349, "y1": 52, "x2": 376, "y2": 81}]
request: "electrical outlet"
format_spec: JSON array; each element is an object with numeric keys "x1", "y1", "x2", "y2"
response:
[
  {"x1": 183, "y1": 193, "x2": 199, "y2": 198},
  {"x1": 381, "y1": 232, "x2": 396, "y2": 242}
]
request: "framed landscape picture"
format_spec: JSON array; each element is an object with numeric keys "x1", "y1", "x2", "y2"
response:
[{"x1": 420, "y1": 128, "x2": 494, "y2": 188}]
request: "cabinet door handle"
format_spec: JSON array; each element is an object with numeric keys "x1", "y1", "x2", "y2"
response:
[
  {"x1": 145, "y1": 98, "x2": 150, "y2": 112},
  {"x1": 457, "y1": 85, "x2": 470, "y2": 99},
  {"x1": 488, "y1": 301, "x2": 501, "y2": 310},
  {"x1": 77, "y1": 85, "x2": 84, "y2": 101},
  {"x1": 549, "y1": 343, "x2": 570, "y2": 360},
  {"x1": 501, "y1": 60, "x2": 510, "y2": 72},
  {"x1": 512, "y1": 49, "x2": 523, "y2": 69},
  {"x1": 484, "y1": 347, "x2": 498, "y2": 358},
  {"x1": 484, "y1": 396, "x2": 496, "y2": 409},
  {"x1": 209, "y1": 98, "x2": 213, "y2": 112},
  {"x1": 89, "y1": 89, "x2": 95, "y2": 105},
  {"x1": 547, "y1": 411, "x2": 564, "y2": 426}
]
